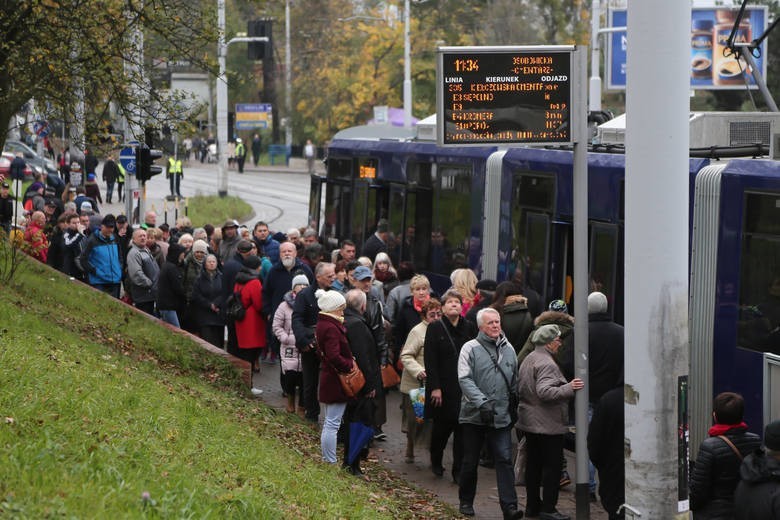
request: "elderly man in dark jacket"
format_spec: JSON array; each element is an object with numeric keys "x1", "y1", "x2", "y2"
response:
[
  {"x1": 424, "y1": 289, "x2": 477, "y2": 483},
  {"x1": 292, "y1": 261, "x2": 336, "y2": 423},
  {"x1": 690, "y1": 392, "x2": 761, "y2": 519},
  {"x1": 342, "y1": 289, "x2": 382, "y2": 476},
  {"x1": 587, "y1": 292, "x2": 624, "y2": 405},
  {"x1": 734, "y1": 420, "x2": 780, "y2": 520}
]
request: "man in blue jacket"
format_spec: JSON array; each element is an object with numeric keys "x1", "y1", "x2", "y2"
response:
[{"x1": 78, "y1": 214, "x2": 122, "y2": 298}]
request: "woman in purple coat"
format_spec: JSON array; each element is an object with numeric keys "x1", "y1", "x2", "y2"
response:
[{"x1": 315, "y1": 289, "x2": 351, "y2": 464}]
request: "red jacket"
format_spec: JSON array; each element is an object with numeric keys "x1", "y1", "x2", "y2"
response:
[
  {"x1": 234, "y1": 278, "x2": 267, "y2": 349},
  {"x1": 24, "y1": 221, "x2": 48, "y2": 263},
  {"x1": 316, "y1": 313, "x2": 353, "y2": 404}
]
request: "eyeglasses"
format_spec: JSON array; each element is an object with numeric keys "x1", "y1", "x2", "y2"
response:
[{"x1": 426, "y1": 311, "x2": 443, "y2": 318}]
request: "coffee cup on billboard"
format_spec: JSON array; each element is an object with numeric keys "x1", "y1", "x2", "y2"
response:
[
  {"x1": 718, "y1": 59, "x2": 745, "y2": 79},
  {"x1": 691, "y1": 56, "x2": 712, "y2": 72}
]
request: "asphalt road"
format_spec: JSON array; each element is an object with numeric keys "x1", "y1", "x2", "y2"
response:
[{"x1": 98, "y1": 160, "x2": 312, "y2": 233}]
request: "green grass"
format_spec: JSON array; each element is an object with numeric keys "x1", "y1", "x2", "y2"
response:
[
  {"x1": 184, "y1": 195, "x2": 253, "y2": 228},
  {"x1": 0, "y1": 255, "x2": 454, "y2": 518}
]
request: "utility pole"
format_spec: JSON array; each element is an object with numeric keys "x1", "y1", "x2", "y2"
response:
[
  {"x1": 403, "y1": 0, "x2": 412, "y2": 128},
  {"x1": 216, "y1": 0, "x2": 268, "y2": 197},
  {"x1": 624, "y1": 1, "x2": 691, "y2": 518},
  {"x1": 284, "y1": 0, "x2": 292, "y2": 148}
]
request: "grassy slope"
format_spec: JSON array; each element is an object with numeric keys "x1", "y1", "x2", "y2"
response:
[{"x1": 0, "y1": 258, "x2": 452, "y2": 518}]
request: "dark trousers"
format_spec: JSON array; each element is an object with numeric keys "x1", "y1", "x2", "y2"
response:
[
  {"x1": 524, "y1": 432, "x2": 565, "y2": 514},
  {"x1": 301, "y1": 350, "x2": 320, "y2": 420},
  {"x1": 168, "y1": 174, "x2": 181, "y2": 196},
  {"x1": 105, "y1": 181, "x2": 115, "y2": 203},
  {"x1": 117, "y1": 182, "x2": 124, "y2": 202},
  {"x1": 226, "y1": 323, "x2": 238, "y2": 356},
  {"x1": 94, "y1": 283, "x2": 120, "y2": 299},
  {"x1": 459, "y1": 424, "x2": 517, "y2": 512},
  {"x1": 134, "y1": 300, "x2": 155, "y2": 316},
  {"x1": 200, "y1": 325, "x2": 224, "y2": 349},
  {"x1": 237, "y1": 157, "x2": 246, "y2": 173},
  {"x1": 430, "y1": 416, "x2": 463, "y2": 477}
]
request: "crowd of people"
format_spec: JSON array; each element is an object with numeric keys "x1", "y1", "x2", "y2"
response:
[{"x1": 3, "y1": 164, "x2": 780, "y2": 519}]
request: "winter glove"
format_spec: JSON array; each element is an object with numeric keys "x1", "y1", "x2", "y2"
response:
[{"x1": 479, "y1": 400, "x2": 495, "y2": 426}]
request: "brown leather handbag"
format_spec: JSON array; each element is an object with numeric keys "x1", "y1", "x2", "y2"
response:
[
  {"x1": 380, "y1": 363, "x2": 401, "y2": 388},
  {"x1": 337, "y1": 358, "x2": 366, "y2": 398}
]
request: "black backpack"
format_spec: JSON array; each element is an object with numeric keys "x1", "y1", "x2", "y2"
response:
[{"x1": 224, "y1": 288, "x2": 246, "y2": 322}]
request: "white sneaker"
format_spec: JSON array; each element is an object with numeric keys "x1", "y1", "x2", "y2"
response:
[{"x1": 250, "y1": 387, "x2": 264, "y2": 396}]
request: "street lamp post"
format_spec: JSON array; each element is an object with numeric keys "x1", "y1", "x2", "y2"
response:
[
  {"x1": 216, "y1": 0, "x2": 267, "y2": 197},
  {"x1": 403, "y1": 0, "x2": 411, "y2": 128}
]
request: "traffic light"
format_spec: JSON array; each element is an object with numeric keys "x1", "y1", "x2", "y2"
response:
[
  {"x1": 135, "y1": 144, "x2": 163, "y2": 182},
  {"x1": 247, "y1": 19, "x2": 272, "y2": 61}
]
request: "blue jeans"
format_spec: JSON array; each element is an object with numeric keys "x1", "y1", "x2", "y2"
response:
[
  {"x1": 159, "y1": 309, "x2": 180, "y2": 328},
  {"x1": 459, "y1": 424, "x2": 517, "y2": 513},
  {"x1": 320, "y1": 402, "x2": 346, "y2": 463}
]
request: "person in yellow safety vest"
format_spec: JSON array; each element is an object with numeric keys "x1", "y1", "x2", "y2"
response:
[
  {"x1": 235, "y1": 138, "x2": 247, "y2": 174},
  {"x1": 116, "y1": 161, "x2": 126, "y2": 203},
  {"x1": 167, "y1": 156, "x2": 183, "y2": 198}
]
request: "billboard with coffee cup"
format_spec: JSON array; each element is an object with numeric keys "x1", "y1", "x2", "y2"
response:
[{"x1": 608, "y1": 6, "x2": 767, "y2": 90}]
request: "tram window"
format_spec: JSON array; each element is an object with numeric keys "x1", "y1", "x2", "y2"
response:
[
  {"x1": 388, "y1": 187, "x2": 405, "y2": 264},
  {"x1": 515, "y1": 174, "x2": 555, "y2": 211},
  {"x1": 431, "y1": 165, "x2": 471, "y2": 274},
  {"x1": 589, "y1": 224, "x2": 618, "y2": 317},
  {"x1": 324, "y1": 183, "x2": 350, "y2": 244},
  {"x1": 352, "y1": 182, "x2": 369, "y2": 248},
  {"x1": 737, "y1": 192, "x2": 780, "y2": 354},
  {"x1": 327, "y1": 157, "x2": 352, "y2": 181},
  {"x1": 407, "y1": 161, "x2": 433, "y2": 188}
]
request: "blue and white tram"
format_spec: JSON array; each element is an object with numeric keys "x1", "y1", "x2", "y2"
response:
[{"x1": 310, "y1": 125, "x2": 780, "y2": 450}]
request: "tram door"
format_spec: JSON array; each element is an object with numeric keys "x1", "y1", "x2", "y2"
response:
[{"x1": 512, "y1": 173, "x2": 555, "y2": 304}]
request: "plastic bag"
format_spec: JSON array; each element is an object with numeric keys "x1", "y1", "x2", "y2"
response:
[{"x1": 409, "y1": 386, "x2": 425, "y2": 424}]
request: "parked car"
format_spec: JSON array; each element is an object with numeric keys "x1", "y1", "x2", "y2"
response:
[
  {"x1": 3, "y1": 140, "x2": 58, "y2": 176},
  {"x1": 0, "y1": 151, "x2": 34, "y2": 181}
]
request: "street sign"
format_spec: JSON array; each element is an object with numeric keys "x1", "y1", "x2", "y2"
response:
[
  {"x1": 120, "y1": 145, "x2": 137, "y2": 174},
  {"x1": 235, "y1": 103, "x2": 272, "y2": 130},
  {"x1": 33, "y1": 120, "x2": 49, "y2": 138}
]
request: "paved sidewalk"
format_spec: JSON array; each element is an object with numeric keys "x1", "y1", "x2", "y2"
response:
[{"x1": 251, "y1": 366, "x2": 608, "y2": 519}]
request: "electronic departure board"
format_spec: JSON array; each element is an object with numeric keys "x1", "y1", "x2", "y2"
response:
[{"x1": 437, "y1": 46, "x2": 578, "y2": 146}]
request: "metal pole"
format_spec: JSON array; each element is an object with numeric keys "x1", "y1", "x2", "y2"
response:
[
  {"x1": 589, "y1": 0, "x2": 602, "y2": 112},
  {"x1": 624, "y1": 0, "x2": 691, "y2": 518},
  {"x1": 403, "y1": 0, "x2": 412, "y2": 128},
  {"x1": 572, "y1": 46, "x2": 591, "y2": 519},
  {"x1": 739, "y1": 49, "x2": 778, "y2": 112},
  {"x1": 284, "y1": 0, "x2": 293, "y2": 147},
  {"x1": 216, "y1": 0, "x2": 229, "y2": 197}
]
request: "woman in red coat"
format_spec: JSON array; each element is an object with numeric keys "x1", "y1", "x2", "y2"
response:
[
  {"x1": 233, "y1": 256, "x2": 267, "y2": 371},
  {"x1": 315, "y1": 288, "x2": 351, "y2": 464}
]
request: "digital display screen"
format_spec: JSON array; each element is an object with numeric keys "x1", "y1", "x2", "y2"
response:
[{"x1": 438, "y1": 47, "x2": 574, "y2": 145}]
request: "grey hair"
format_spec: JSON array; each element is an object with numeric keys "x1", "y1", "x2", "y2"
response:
[
  {"x1": 314, "y1": 261, "x2": 335, "y2": 277},
  {"x1": 476, "y1": 307, "x2": 500, "y2": 328},
  {"x1": 346, "y1": 289, "x2": 366, "y2": 311}
]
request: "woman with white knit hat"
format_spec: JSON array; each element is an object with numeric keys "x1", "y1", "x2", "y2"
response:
[{"x1": 314, "y1": 288, "x2": 351, "y2": 463}]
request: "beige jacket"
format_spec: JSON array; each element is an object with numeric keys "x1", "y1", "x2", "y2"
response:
[{"x1": 400, "y1": 321, "x2": 428, "y2": 394}]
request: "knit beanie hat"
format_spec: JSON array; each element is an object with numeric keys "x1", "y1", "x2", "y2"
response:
[
  {"x1": 192, "y1": 239, "x2": 209, "y2": 254},
  {"x1": 765, "y1": 420, "x2": 780, "y2": 450},
  {"x1": 316, "y1": 289, "x2": 345, "y2": 312},
  {"x1": 531, "y1": 324, "x2": 562, "y2": 346},
  {"x1": 292, "y1": 274, "x2": 310, "y2": 289}
]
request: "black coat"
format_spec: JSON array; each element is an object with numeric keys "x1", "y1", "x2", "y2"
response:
[
  {"x1": 423, "y1": 317, "x2": 477, "y2": 422},
  {"x1": 344, "y1": 307, "x2": 382, "y2": 396},
  {"x1": 361, "y1": 233, "x2": 387, "y2": 262},
  {"x1": 190, "y1": 270, "x2": 225, "y2": 327},
  {"x1": 157, "y1": 244, "x2": 186, "y2": 312},
  {"x1": 588, "y1": 312, "x2": 625, "y2": 404},
  {"x1": 587, "y1": 387, "x2": 625, "y2": 518},
  {"x1": 262, "y1": 259, "x2": 314, "y2": 318},
  {"x1": 734, "y1": 449, "x2": 780, "y2": 520},
  {"x1": 393, "y1": 296, "x2": 422, "y2": 354},
  {"x1": 0, "y1": 194, "x2": 15, "y2": 225},
  {"x1": 102, "y1": 159, "x2": 120, "y2": 183},
  {"x1": 292, "y1": 284, "x2": 323, "y2": 350},
  {"x1": 690, "y1": 426, "x2": 762, "y2": 519}
]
